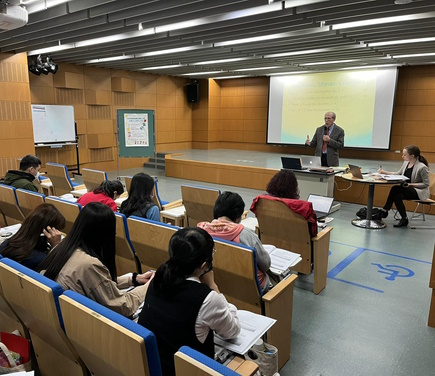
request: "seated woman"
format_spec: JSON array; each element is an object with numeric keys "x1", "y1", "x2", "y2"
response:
[
  {"x1": 138, "y1": 227, "x2": 240, "y2": 376},
  {"x1": 77, "y1": 180, "x2": 124, "y2": 212},
  {"x1": 0, "y1": 203, "x2": 65, "y2": 270},
  {"x1": 198, "y1": 191, "x2": 271, "y2": 293},
  {"x1": 250, "y1": 169, "x2": 318, "y2": 236},
  {"x1": 378, "y1": 145, "x2": 430, "y2": 228},
  {"x1": 119, "y1": 173, "x2": 160, "y2": 222},
  {"x1": 38, "y1": 202, "x2": 154, "y2": 317}
]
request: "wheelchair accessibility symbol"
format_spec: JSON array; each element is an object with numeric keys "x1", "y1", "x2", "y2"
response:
[{"x1": 371, "y1": 263, "x2": 415, "y2": 281}]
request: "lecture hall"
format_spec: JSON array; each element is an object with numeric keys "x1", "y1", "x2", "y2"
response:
[{"x1": 0, "y1": 1, "x2": 435, "y2": 375}]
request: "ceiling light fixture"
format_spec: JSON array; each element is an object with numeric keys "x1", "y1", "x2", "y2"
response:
[
  {"x1": 234, "y1": 66, "x2": 282, "y2": 71},
  {"x1": 332, "y1": 11, "x2": 435, "y2": 30},
  {"x1": 180, "y1": 71, "x2": 223, "y2": 76},
  {"x1": 84, "y1": 55, "x2": 133, "y2": 64},
  {"x1": 368, "y1": 37, "x2": 435, "y2": 47},
  {"x1": 302, "y1": 59, "x2": 358, "y2": 66},
  {"x1": 393, "y1": 52, "x2": 435, "y2": 58},
  {"x1": 192, "y1": 57, "x2": 251, "y2": 65},
  {"x1": 140, "y1": 64, "x2": 186, "y2": 70}
]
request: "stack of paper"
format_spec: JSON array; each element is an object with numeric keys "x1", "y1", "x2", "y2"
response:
[
  {"x1": 263, "y1": 244, "x2": 301, "y2": 273},
  {"x1": 214, "y1": 310, "x2": 276, "y2": 355}
]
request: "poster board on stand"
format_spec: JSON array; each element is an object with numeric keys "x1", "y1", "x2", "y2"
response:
[{"x1": 117, "y1": 109, "x2": 155, "y2": 158}]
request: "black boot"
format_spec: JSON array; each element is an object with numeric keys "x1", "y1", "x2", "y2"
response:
[{"x1": 394, "y1": 218, "x2": 408, "y2": 228}]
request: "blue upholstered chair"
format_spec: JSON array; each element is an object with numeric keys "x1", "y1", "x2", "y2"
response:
[
  {"x1": 0, "y1": 258, "x2": 87, "y2": 376},
  {"x1": 16, "y1": 188, "x2": 45, "y2": 217},
  {"x1": 59, "y1": 290, "x2": 162, "y2": 376},
  {"x1": 46, "y1": 162, "x2": 85, "y2": 196},
  {"x1": 115, "y1": 212, "x2": 142, "y2": 275},
  {"x1": 0, "y1": 184, "x2": 25, "y2": 225},
  {"x1": 175, "y1": 346, "x2": 240, "y2": 375}
]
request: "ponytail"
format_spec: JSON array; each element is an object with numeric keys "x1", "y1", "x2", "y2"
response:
[
  {"x1": 404, "y1": 145, "x2": 428, "y2": 167},
  {"x1": 153, "y1": 227, "x2": 214, "y2": 293}
]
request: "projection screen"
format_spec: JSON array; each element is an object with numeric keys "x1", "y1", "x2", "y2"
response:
[{"x1": 267, "y1": 68, "x2": 398, "y2": 149}]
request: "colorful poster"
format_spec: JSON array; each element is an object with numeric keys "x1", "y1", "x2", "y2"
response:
[{"x1": 124, "y1": 113, "x2": 149, "y2": 147}]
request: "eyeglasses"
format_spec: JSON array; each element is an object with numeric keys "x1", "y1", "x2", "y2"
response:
[
  {"x1": 324, "y1": 117, "x2": 333, "y2": 120},
  {"x1": 205, "y1": 248, "x2": 217, "y2": 264}
]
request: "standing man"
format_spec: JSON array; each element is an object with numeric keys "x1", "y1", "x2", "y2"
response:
[
  {"x1": 305, "y1": 111, "x2": 345, "y2": 167},
  {"x1": 3, "y1": 155, "x2": 41, "y2": 192}
]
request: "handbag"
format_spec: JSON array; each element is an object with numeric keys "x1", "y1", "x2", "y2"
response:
[
  {"x1": 0, "y1": 332, "x2": 32, "y2": 375},
  {"x1": 244, "y1": 339, "x2": 278, "y2": 376},
  {"x1": 356, "y1": 207, "x2": 381, "y2": 220}
]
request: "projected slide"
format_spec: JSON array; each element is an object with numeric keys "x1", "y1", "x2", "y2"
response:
[{"x1": 267, "y1": 68, "x2": 398, "y2": 149}]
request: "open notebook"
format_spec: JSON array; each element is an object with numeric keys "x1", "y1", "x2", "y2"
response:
[{"x1": 307, "y1": 194, "x2": 334, "y2": 219}]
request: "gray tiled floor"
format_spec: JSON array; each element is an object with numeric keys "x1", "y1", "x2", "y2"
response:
[{"x1": 82, "y1": 149, "x2": 435, "y2": 376}]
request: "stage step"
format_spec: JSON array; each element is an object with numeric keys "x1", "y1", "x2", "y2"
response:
[{"x1": 143, "y1": 152, "x2": 167, "y2": 170}]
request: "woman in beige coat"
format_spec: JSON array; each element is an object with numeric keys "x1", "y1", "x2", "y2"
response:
[{"x1": 38, "y1": 202, "x2": 153, "y2": 317}]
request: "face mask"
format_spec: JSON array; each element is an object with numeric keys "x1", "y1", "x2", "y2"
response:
[{"x1": 35, "y1": 171, "x2": 40, "y2": 179}]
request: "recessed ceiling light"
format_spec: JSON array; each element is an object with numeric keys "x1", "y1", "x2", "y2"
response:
[{"x1": 394, "y1": 0, "x2": 412, "y2": 4}]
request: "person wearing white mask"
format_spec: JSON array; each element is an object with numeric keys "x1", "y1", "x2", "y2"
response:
[{"x1": 3, "y1": 154, "x2": 41, "y2": 192}]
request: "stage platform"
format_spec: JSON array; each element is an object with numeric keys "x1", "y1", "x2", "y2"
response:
[{"x1": 164, "y1": 149, "x2": 429, "y2": 212}]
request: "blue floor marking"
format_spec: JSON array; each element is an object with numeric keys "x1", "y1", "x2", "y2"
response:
[
  {"x1": 331, "y1": 278, "x2": 384, "y2": 293},
  {"x1": 327, "y1": 247, "x2": 365, "y2": 278},
  {"x1": 327, "y1": 242, "x2": 431, "y2": 293},
  {"x1": 330, "y1": 240, "x2": 432, "y2": 264}
]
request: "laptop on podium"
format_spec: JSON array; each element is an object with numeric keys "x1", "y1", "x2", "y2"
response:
[
  {"x1": 281, "y1": 157, "x2": 307, "y2": 170},
  {"x1": 307, "y1": 194, "x2": 334, "y2": 219},
  {"x1": 301, "y1": 156, "x2": 321, "y2": 169}
]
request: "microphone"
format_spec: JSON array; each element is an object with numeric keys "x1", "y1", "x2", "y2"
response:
[{"x1": 324, "y1": 126, "x2": 328, "y2": 135}]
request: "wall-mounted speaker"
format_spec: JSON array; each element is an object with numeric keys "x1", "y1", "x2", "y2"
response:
[{"x1": 186, "y1": 83, "x2": 199, "y2": 103}]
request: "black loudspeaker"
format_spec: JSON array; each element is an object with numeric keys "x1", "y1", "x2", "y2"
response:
[{"x1": 186, "y1": 83, "x2": 199, "y2": 103}]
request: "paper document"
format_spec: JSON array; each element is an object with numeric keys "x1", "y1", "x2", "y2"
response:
[
  {"x1": 214, "y1": 310, "x2": 276, "y2": 355},
  {"x1": 373, "y1": 174, "x2": 409, "y2": 181},
  {"x1": 263, "y1": 244, "x2": 301, "y2": 272}
]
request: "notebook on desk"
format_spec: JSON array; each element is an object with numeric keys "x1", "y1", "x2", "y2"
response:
[
  {"x1": 307, "y1": 194, "x2": 334, "y2": 219},
  {"x1": 281, "y1": 157, "x2": 306, "y2": 170}
]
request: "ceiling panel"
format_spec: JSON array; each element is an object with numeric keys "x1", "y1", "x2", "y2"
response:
[{"x1": 1, "y1": 0, "x2": 434, "y2": 78}]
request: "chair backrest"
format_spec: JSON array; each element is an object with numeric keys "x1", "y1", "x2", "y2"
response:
[
  {"x1": 124, "y1": 176, "x2": 166, "y2": 211},
  {"x1": 213, "y1": 238, "x2": 262, "y2": 314},
  {"x1": 0, "y1": 258, "x2": 87, "y2": 376},
  {"x1": 45, "y1": 196, "x2": 81, "y2": 235},
  {"x1": 175, "y1": 346, "x2": 239, "y2": 376},
  {"x1": 81, "y1": 168, "x2": 108, "y2": 192},
  {"x1": 127, "y1": 216, "x2": 177, "y2": 271},
  {"x1": 0, "y1": 184, "x2": 25, "y2": 225},
  {"x1": 255, "y1": 198, "x2": 312, "y2": 275},
  {"x1": 115, "y1": 212, "x2": 141, "y2": 275},
  {"x1": 181, "y1": 185, "x2": 221, "y2": 226},
  {"x1": 59, "y1": 290, "x2": 162, "y2": 376},
  {"x1": 46, "y1": 162, "x2": 75, "y2": 196},
  {"x1": 16, "y1": 188, "x2": 46, "y2": 217},
  {"x1": 0, "y1": 255, "x2": 28, "y2": 337}
]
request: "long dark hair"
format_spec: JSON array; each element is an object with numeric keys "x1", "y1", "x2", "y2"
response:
[
  {"x1": 405, "y1": 145, "x2": 429, "y2": 167},
  {"x1": 266, "y1": 169, "x2": 300, "y2": 199},
  {"x1": 120, "y1": 173, "x2": 154, "y2": 217},
  {"x1": 93, "y1": 180, "x2": 124, "y2": 199},
  {"x1": 213, "y1": 191, "x2": 245, "y2": 222},
  {"x1": 153, "y1": 227, "x2": 214, "y2": 293},
  {"x1": 38, "y1": 202, "x2": 117, "y2": 281},
  {"x1": 1, "y1": 204, "x2": 65, "y2": 262}
]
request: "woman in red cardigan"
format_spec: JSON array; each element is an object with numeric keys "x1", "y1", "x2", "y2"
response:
[{"x1": 251, "y1": 169, "x2": 318, "y2": 236}]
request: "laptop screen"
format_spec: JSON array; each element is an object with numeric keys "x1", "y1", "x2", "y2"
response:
[
  {"x1": 281, "y1": 157, "x2": 303, "y2": 170},
  {"x1": 307, "y1": 194, "x2": 334, "y2": 214}
]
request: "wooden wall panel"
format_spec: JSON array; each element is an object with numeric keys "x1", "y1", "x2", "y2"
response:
[{"x1": 0, "y1": 52, "x2": 33, "y2": 177}]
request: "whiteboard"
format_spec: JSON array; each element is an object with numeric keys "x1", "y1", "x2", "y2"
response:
[{"x1": 31, "y1": 104, "x2": 76, "y2": 144}]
